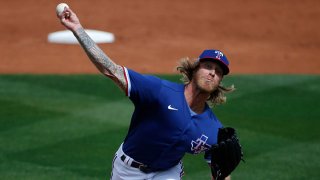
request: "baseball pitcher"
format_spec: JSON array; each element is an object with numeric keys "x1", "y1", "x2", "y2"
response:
[{"x1": 57, "y1": 5, "x2": 243, "y2": 180}]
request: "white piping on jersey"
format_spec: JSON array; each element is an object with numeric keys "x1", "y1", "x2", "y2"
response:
[
  {"x1": 123, "y1": 67, "x2": 131, "y2": 97},
  {"x1": 187, "y1": 105, "x2": 198, "y2": 116}
]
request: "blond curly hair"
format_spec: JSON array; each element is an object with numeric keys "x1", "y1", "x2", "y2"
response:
[{"x1": 176, "y1": 57, "x2": 235, "y2": 106}]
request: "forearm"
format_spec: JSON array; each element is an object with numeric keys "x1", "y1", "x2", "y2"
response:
[
  {"x1": 72, "y1": 27, "x2": 127, "y2": 91},
  {"x1": 57, "y1": 6, "x2": 127, "y2": 91}
]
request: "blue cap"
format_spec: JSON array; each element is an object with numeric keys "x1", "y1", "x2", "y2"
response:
[{"x1": 198, "y1": 49, "x2": 230, "y2": 75}]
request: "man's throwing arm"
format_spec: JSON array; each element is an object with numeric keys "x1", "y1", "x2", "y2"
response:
[
  {"x1": 58, "y1": 7, "x2": 127, "y2": 92},
  {"x1": 73, "y1": 27, "x2": 127, "y2": 92}
]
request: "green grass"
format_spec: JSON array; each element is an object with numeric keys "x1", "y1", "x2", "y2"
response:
[{"x1": 0, "y1": 74, "x2": 319, "y2": 179}]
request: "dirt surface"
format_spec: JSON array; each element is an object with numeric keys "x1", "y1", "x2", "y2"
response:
[{"x1": 1, "y1": 0, "x2": 319, "y2": 74}]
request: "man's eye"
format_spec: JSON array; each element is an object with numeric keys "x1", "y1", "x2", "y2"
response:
[{"x1": 216, "y1": 70, "x2": 223, "y2": 75}]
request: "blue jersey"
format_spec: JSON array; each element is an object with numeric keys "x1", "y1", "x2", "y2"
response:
[{"x1": 122, "y1": 68, "x2": 223, "y2": 171}]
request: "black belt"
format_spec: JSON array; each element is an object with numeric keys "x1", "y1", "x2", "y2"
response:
[{"x1": 120, "y1": 154, "x2": 152, "y2": 173}]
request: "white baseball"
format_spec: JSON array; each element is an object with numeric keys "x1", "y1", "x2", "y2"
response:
[{"x1": 56, "y1": 3, "x2": 69, "y2": 16}]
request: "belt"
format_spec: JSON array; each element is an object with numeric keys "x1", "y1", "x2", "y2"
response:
[{"x1": 120, "y1": 154, "x2": 152, "y2": 173}]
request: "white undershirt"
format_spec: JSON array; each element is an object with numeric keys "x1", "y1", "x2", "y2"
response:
[{"x1": 188, "y1": 105, "x2": 198, "y2": 116}]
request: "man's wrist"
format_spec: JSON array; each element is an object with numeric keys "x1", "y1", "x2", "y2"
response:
[{"x1": 71, "y1": 24, "x2": 83, "y2": 33}]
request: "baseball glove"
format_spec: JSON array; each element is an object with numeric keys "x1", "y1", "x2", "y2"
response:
[{"x1": 210, "y1": 127, "x2": 244, "y2": 180}]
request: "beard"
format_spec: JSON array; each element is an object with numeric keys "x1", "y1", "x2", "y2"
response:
[{"x1": 194, "y1": 75, "x2": 220, "y2": 93}]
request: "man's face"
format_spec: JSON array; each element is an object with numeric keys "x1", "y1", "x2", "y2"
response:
[{"x1": 193, "y1": 60, "x2": 224, "y2": 93}]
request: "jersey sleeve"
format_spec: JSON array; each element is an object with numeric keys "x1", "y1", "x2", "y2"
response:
[{"x1": 123, "y1": 67, "x2": 162, "y2": 106}]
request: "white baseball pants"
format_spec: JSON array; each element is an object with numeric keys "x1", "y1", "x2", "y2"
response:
[{"x1": 110, "y1": 144, "x2": 184, "y2": 180}]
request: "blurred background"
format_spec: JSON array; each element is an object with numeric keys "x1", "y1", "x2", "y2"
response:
[
  {"x1": 1, "y1": 0, "x2": 319, "y2": 74},
  {"x1": 0, "y1": 0, "x2": 319, "y2": 179}
]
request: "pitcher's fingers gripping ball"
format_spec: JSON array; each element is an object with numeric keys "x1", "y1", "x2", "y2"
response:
[{"x1": 56, "y1": 3, "x2": 70, "y2": 18}]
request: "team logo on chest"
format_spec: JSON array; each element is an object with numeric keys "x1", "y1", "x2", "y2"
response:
[{"x1": 191, "y1": 134, "x2": 211, "y2": 154}]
